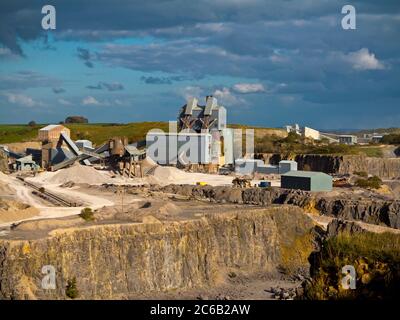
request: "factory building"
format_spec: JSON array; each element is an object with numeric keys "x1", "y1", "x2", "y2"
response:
[
  {"x1": 285, "y1": 124, "x2": 301, "y2": 135},
  {"x1": 303, "y1": 127, "x2": 320, "y2": 140},
  {"x1": 235, "y1": 159, "x2": 298, "y2": 175},
  {"x1": 284, "y1": 124, "x2": 346, "y2": 144},
  {"x1": 178, "y1": 96, "x2": 226, "y2": 132},
  {"x1": 281, "y1": 171, "x2": 332, "y2": 192},
  {"x1": 39, "y1": 124, "x2": 74, "y2": 169},
  {"x1": 147, "y1": 96, "x2": 234, "y2": 167},
  {"x1": 338, "y1": 135, "x2": 358, "y2": 145},
  {"x1": 38, "y1": 124, "x2": 70, "y2": 142},
  {"x1": 235, "y1": 159, "x2": 277, "y2": 175},
  {"x1": 146, "y1": 132, "x2": 212, "y2": 165}
]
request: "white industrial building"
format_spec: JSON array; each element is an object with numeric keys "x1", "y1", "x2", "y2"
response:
[
  {"x1": 235, "y1": 159, "x2": 297, "y2": 175},
  {"x1": 146, "y1": 131, "x2": 212, "y2": 165},
  {"x1": 338, "y1": 135, "x2": 358, "y2": 145},
  {"x1": 146, "y1": 96, "x2": 234, "y2": 166}
]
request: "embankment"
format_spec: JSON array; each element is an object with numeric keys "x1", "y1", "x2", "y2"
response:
[
  {"x1": 0, "y1": 206, "x2": 314, "y2": 299},
  {"x1": 303, "y1": 219, "x2": 400, "y2": 300}
]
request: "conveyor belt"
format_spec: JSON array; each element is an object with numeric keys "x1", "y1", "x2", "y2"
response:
[{"x1": 17, "y1": 177, "x2": 77, "y2": 207}]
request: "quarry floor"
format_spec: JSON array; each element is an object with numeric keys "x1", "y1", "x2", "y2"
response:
[
  {"x1": 0, "y1": 164, "x2": 281, "y2": 228},
  {"x1": 128, "y1": 272, "x2": 302, "y2": 300},
  {"x1": 2, "y1": 165, "x2": 400, "y2": 300},
  {"x1": 1, "y1": 163, "x2": 399, "y2": 236}
]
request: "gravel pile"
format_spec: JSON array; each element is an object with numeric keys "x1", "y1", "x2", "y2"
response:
[{"x1": 47, "y1": 165, "x2": 109, "y2": 185}]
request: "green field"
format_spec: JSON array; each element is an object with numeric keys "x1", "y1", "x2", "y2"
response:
[
  {"x1": 0, "y1": 123, "x2": 389, "y2": 158},
  {"x1": 0, "y1": 122, "x2": 170, "y2": 145},
  {"x1": 0, "y1": 122, "x2": 286, "y2": 146}
]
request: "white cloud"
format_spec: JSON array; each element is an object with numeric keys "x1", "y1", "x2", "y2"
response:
[
  {"x1": 58, "y1": 98, "x2": 72, "y2": 106},
  {"x1": 269, "y1": 54, "x2": 287, "y2": 63},
  {"x1": 213, "y1": 87, "x2": 245, "y2": 106},
  {"x1": 344, "y1": 48, "x2": 385, "y2": 70},
  {"x1": 4, "y1": 93, "x2": 41, "y2": 107},
  {"x1": 0, "y1": 47, "x2": 16, "y2": 59},
  {"x1": 280, "y1": 95, "x2": 296, "y2": 104},
  {"x1": 232, "y1": 83, "x2": 265, "y2": 94},
  {"x1": 180, "y1": 86, "x2": 203, "y2": 100},
  {"x1": 82, "y1": 95, "x2": 100, "y2": 105}
]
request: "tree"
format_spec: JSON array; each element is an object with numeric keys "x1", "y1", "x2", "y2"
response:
[
  {"x1": 381, "y1": 134, "x2": 400, "y2": 145},
  {"x1": 65, "y1": 116, "x2": 88, "y2": 124},
  {"x1": 28, "y1": 121, "x2": 36, "y2": 127},
  {"x1": 355, "y1": 175, "x2": 382, "y2": 189},
  {"x1": 284, "y1": 131, "x2": 300, "y2": 144},
  {"x1": 65, "y1": 277, "x2": 79, "y2": 299},
  {"x1": 79, "y1": 207, "x2": 94, "y2": 221}
]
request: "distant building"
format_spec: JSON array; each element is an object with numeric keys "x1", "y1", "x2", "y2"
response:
[
  {"x1": 319, "y1": 133, "x2": 339, "y2": 143},
  {"x1": 281, "y1": 170, "x2": 332, "y2": 192},
  {"x1": 303, "y1": 127, "x2": 320, "y2": 140},
  {"x1": 284, "y1": 124, "x2": 301, "y2": 135},
  {"x1": 285, "y1": 124, "x2": 323, "y2": 141},
  {"x1": 338, "y1": 135, "x2": 357, "y2": 145},
  {"x1": 371, "y1": 135, "x2": 383, "y2": 143}
]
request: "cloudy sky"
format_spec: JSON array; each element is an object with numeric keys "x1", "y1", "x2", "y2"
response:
[{"x1": 0, "y1": 0, "x2": 399, "y2": 129}]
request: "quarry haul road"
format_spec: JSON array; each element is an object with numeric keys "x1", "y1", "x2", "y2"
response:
[
  {"x1": 0, "y1": 174, "x2": 114, "y2": 228},
  {"x1": 17, "y1": 177, "x2": 76, "y2": 207}
]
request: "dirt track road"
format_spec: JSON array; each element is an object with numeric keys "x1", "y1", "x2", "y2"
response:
[{"x1": 0, "y1": 174, "x2": 114, "y2": 227}]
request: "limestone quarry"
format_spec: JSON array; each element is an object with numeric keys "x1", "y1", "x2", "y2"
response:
[
  {"x1": 1, "y1": 125, "x2": 400, "y2": 300},
  {"x1": 1, "y1": 159, "x2": 400, "y2": 300}
]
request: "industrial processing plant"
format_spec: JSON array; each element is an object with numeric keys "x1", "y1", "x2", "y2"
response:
[{"x1": 0, "y1": 0, "x2": 400, "y2": 310}]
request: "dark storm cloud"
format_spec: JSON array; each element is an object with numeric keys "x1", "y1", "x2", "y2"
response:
[
  {"x1": 1, "y1": 0, "x2": 400, "y2": 128},
  {"x1": 52, "y1": 87, "x2": 65, "y2": 94},
  {"x1": 77, "y1": 47, "x2": 94, "y2": 68},
  {"x1": 1, "y1": 0, "x2": 399, "y2": 54},
  {"x1": 0, "y1": 71, "x2": 61, "y2": 90},
  {"x1": 90, "y1": 11, "x2": 398, "y2": 104},
  {"x1": 140, "y1": 75, "x2": 186, "y2": 84},
  {"x1": 86, "y1": 82, "x2": 124, "y2": 91}
]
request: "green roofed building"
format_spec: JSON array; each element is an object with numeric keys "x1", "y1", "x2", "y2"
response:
[{"x1": 281, "y1": 170, "x2": 332, "y2": 192}]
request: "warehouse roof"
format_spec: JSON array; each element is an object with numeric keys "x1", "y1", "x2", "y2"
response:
[{"x1": 282, "y1": 170, "x2": 331, "y2": 178}]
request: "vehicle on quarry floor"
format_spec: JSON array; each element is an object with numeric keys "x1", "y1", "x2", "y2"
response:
[
  {"x1": 232, "y1": 177, "x2": 252, "y2": 188},
  {"x1": 196, "y1": 181, "x2": 208, "y2": 186}
]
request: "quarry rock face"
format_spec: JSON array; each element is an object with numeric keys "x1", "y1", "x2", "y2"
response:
[
  {"x1": 257, "y1": 153, "x2": 400, "y2": 179},
  {"x1": 316, "y1": 198, "x2": 400, "y2": 229},
  {"x1": 296, "y1": 155, "x2": 400, "y2": 178},
  {"x1": 0, "y1": 206, "x2": 314, "y2": 300},
  {"x1": 160, "y1": 185, "x2": 400, "y2": 229}
]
